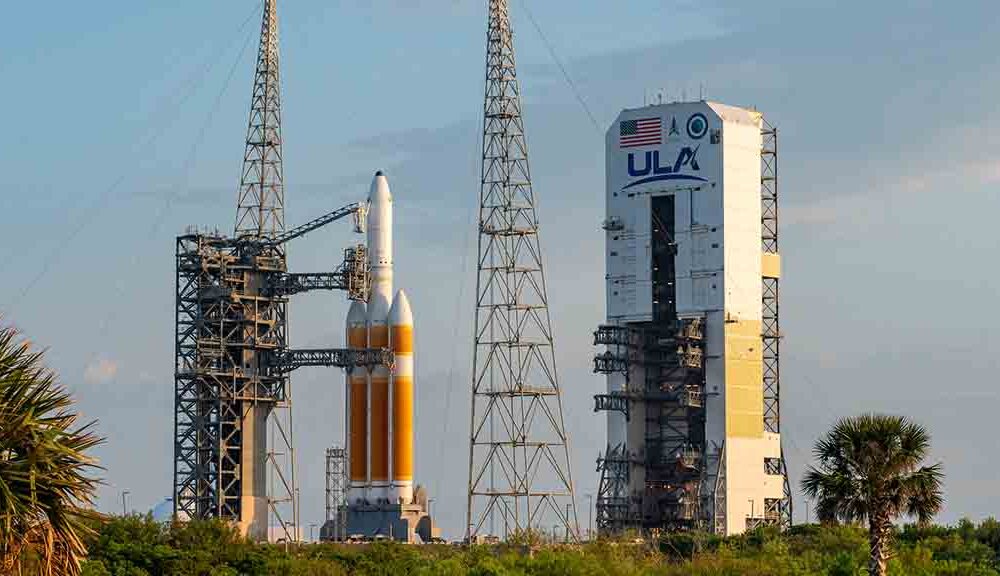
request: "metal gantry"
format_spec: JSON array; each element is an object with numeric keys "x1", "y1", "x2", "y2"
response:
[
  {"x1": 466, "y1": 0, "x2": 579, "y2": 542},
  {"x1": 325, "y1": 446, "x2": 348, "y2": 541},
  {"x1": 173, "y1": 231, "x2": 296, "y2": 541},
  {"x1": 592, "y1": 320, "x2": 708, "y2": 533},
  {"x1": 172, "y1": 0, "x2": 383, "y2": 541},
  {"x1": 173, "y1": 228, "x2": 381, "y2": 541},
  {"x1": 761, "y1": 120, "x2": 792, "y2": 529}
]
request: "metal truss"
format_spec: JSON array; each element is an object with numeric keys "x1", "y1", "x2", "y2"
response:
[
  {"x1": 593, "y1": 352, "x2": 630, "y2": 375},
  {"x1": 272, "y1": 348, "x2": 393, "y2": 373},
  {"x1": 267, "y1": 245, "x2": 369, "y2": 301},
  {"x1": 173, "y1": 233, "x2": 295, "y2": 540},
  {"x1": 641, "y1": 332, "x2": 707, "y2": 531},
  {"x1": 174, "y1": 1, "x2": 368, "y2": 542},
  {"x1": 325, "y1": 446, "x2": 348, "y2": 541},
  {"x1": 269, "y1": 273, "x2": 349, "y2": 296},
  {"x1": 593, "y1": 393, "x2": 630, "y2": 418},
  {"x1": 700, "y1": 441, "x2": 726, "y2": 535},
  {"x1": 235, "y1": 0, "x2": 284, "y2": 243},
  {"x1": 268, "y1": 203, "x2": 364, "y2": 247},
  {"x1": 173, "y1": 234, "x2": 366, "y2": 540},
  {"x1": 592, "y1": 320, "x2": 708, "y2": 534},
  {"x1": 466, "y1": 0, "x2": 578, "y2": 542},
  {"x1": 595, "y1": 444, "x2": 632, "y2": 533},
  {"x1": 175, "y1": 2, "x2": 297, "y2": 541},
  {"x1": 761, "y1": 119, "x2": 792, "y2": 530},
  {"x1": 593, "y1": 325, "x2": 634, "y2": 348}
]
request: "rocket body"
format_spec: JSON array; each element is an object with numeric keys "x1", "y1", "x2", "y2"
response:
[
  {"x1": 346, "y1": 301, "x2": 368, "y2": 504},
  {"x1": 389, "y1": 290, "x2": 414, "y2": 504},
  {"x1": 347, "y1": 171, "x2": 415, "y2": 506},
  {"x1": 367, "y1": 172, "x2": 393, "y2": 502}
]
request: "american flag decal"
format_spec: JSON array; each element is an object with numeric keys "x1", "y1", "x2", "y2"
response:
[{"x1": 619, "y1": 117, "x2": 662, "y2": 148}]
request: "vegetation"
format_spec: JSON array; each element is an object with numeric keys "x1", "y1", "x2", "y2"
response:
[
  {"x1": 0, "y1": 327, "x2": 963, "y2": 576},
  {"x1": 79, "y1": 516, "x2": 1000, "y2": 576},
  {"x1": 0, "y1": 323, "x2": 104, "y2": 576},
  {"x1": 803, "y1": 413, "x2": 944, "y2": 576}
]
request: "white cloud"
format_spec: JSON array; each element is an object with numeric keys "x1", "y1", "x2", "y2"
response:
[
  {"x1": 784, "y1": 156, "x2": 1000, "y2": 229},
  {"x1": 84, "y1": 357, "x2": 119, "y2": 385},
  {"x1": 898, "y1": 158, "x2": 1000, "y2": 193}
]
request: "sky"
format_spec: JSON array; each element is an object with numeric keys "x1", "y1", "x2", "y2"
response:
[{"x1": 1, "y1": 0, "x2": 998, "y2": 539}]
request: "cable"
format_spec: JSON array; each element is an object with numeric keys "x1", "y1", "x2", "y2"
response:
[
  {"x1": 1, "y1": 3, "x2": 261, "y2": 314},
  {"x1": 432, "y1": 103, "x2": 485, "y2": 511},
  {"x1": 517, "y1": 0, "x2": 601, "y2": 133},
  {"x1": 81, "y1": 24, "x2": 257, "y2": 370}
]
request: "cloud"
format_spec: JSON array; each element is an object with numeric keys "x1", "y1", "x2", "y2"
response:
[
  {"x1": 783, "y1": 193, "x2": 863, "y2": 227},
  {"x1": 783, "y1": 155, "x2": 1000, "y2": 229},
  {"x1": 899, "y1": 158, "x2": 1000, "y2": 193},
  {"x1": 84, "y1": 357, "x2": 119, "y2": 385}
]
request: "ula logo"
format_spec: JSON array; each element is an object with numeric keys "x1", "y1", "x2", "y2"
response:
[{"x1": 624, "y1": 146, "x2": 706, "y2": 189}]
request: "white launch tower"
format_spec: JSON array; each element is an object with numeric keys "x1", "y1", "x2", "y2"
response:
[{"x1": 595, "y1": 101, "x2": 790, "y2": 535}]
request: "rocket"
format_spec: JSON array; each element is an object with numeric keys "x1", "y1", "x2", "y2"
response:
[{"x1": 346, "y1": 171, "x2": 414, "y2": 506}]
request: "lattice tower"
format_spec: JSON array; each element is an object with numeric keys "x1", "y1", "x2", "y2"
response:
[
  {"x1": 761, "y1": 120, "x2": 792, "y2": 529},
  {"x1": 235, "y1": 0, "x2": 285, "y2": 243},
  {"x1": 325, "y1": 446, "x2": 348, "y2": 541},
  {"x1": 466, "y1": 0, "x2": 579, "y2": 542}
]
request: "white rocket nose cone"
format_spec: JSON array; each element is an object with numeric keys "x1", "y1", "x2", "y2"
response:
[
  {"x1": 389, "y1": 290, "x2": 413, "y2": 325},
  {"x1": 347, "y1": 300, "x2": 367, "y2": 326},
  {"x1": 370, "y1": 171, "x2": 392, "y2": 204}
]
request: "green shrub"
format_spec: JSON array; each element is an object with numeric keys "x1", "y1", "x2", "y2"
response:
[{"x1": 80, "y1": 518, "x2": 1000, "y2": 576}]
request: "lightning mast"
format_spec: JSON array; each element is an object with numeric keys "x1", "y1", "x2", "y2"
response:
[
  {"x1": 235, "y1": 0, "x2": 284, "y2": 243},
  {"x1": 466, "y1": 0, "x2": 579, "y2": 541}
]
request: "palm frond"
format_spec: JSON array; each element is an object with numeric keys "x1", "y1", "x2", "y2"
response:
[
  {"x1": 801, "y1": 413, "x2": 943, "y2": 527},
  {"x1": 0, "y1": 324, "x2": 104, "y2": 576}
]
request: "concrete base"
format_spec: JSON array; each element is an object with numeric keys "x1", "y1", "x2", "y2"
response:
[{"x1": 344, "y1": 502, "x2": 440, "y2": 543}]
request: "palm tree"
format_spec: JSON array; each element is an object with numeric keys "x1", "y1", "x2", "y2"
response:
[
  {"x1": 802, "y1": 413, "x2": 943, "y2": 576},
  {"x1": 0, "y1": 324, "x2": 103, "y2": 576}
]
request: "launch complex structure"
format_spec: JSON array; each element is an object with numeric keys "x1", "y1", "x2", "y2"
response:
[
  {"x1": 173, "y1": 0, "x2": 438, "y2": 543},
  {"x1": 594, "y1": 102, "x2": 791, "y2": 535},
  {"x1": 171, "y1": 0, "x2": 792, "y2": 544},
  {"x1": 171, "y1": 0, "x2": 402, "y2": 541}
]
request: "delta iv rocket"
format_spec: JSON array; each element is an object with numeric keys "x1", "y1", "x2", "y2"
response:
[{"x1": 346, "y1": 172, "x2": 414, "y2": 506}]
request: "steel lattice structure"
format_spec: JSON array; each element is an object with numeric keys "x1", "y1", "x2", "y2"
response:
[
  {"x1": 325, "y1": 446, "x2": 348, "y2": 541},
  {"x1": 760, "y1": 121, "x2": 793, "y2": 529},
  {"x1": 173, "y1": 0, "x2": 383, "y2": 542},
  {"x1": 593, "y1": 320, "x2": 708, "y2": 533},
  {"x1": 173, "y1": 231, "x2": 296, "y2": 541},
  {"x1": 466, "y1": 0, "x2": 579, "y2": 541},
  {"x1": 235, "y1": 0, "x2": 284, "y2": 243}
]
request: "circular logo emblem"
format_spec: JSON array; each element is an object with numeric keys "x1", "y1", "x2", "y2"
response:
[{"x1": 686, "y1": 113, "x2": 708, "y2": 139}]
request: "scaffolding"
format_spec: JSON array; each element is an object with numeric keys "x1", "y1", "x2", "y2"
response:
[
  {"x1": 173, "y1": 208, "x2": 384, "y2": 541},
  {"x1": 593, "y1": 320, "x2": 707, "y2": 533},
  {"x1": 325, "y1": 446, "x2": 348, "y2": 541},
  {"x1": 173, "y1": 234, "x2": 292, "y2": 536}
]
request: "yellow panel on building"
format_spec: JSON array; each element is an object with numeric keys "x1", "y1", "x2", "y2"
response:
[
  {"x1": 761, "y1": 253, "x2": 781, "y2": 279},
  {"x1": 725, "y1": 319, "x2": 764, "y2": 438}
]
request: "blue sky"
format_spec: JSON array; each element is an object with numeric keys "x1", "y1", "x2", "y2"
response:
[{"x1": 1, "y1": 0, "x2": 998, "y2": 539}]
